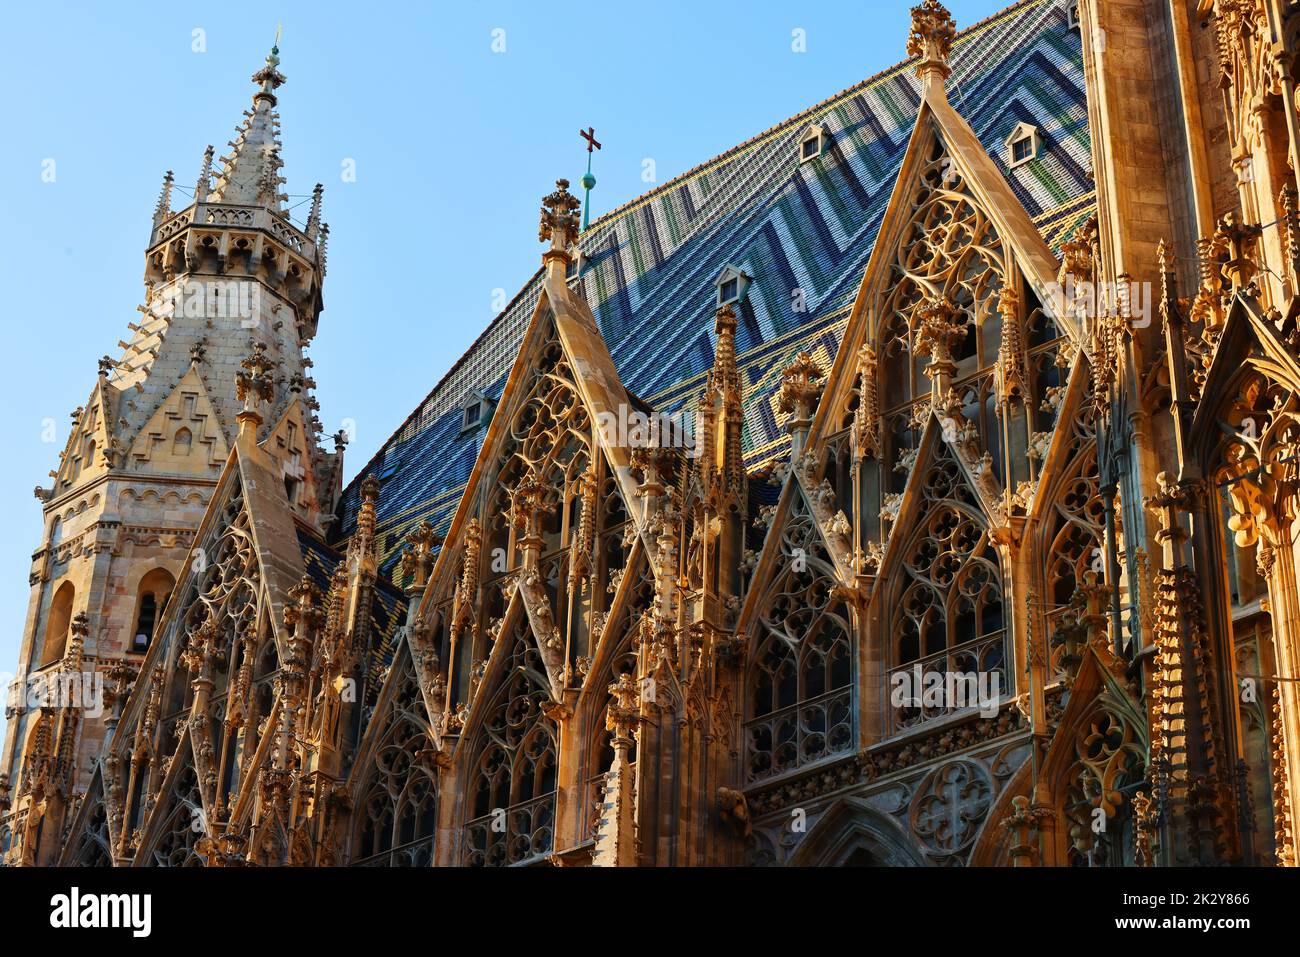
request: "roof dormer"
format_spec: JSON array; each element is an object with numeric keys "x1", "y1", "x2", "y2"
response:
[
  {"x1": 1004, "y1": 122, "x2": 1040, "y2": 169},
  {"x1": 715, "y1": 265, "x2": 752, "y2": 308},
  {"x1": 459, "y1": 389, "x2": 495, "y2": 434},
  {"x1": 799, "y1": 124, "x2": 828, "y2": 164}
]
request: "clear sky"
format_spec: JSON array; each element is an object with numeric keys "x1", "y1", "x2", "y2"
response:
[{"x1": 0, "y1": 0, "x2": 1007, "y2": 746}]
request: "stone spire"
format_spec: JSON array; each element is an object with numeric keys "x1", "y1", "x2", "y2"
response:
[
  {"x1": 592, "y1": 674, "x2": 640, "y2": 867},
  {"x1": 208, "y1": 43, "x2": 288, "y2": 209},
  {"x1": 152, "y1": 170, "x2": 174, "y2": 227},
  {"x1": 305, "y1": 183, "x2": 324, "y2": 240},
  {"x1": 194, "y1": 145, "x2": 214, "y2": 204},
  {"x1": 701, "y1": 304, "x2": 745, "y2": 501},
  {"x1": 778, "y1": 352, "x2": 825, "y2": 459}
]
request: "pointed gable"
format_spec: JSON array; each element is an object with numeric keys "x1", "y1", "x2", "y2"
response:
[
  {"x1": 127, "y1": 367, "x2": 228, "y2": 474},
  {"x1": 52, "y1": 379, "x2": 118, "y2": 493},
  {"x1": 397, "y1": 241, "x2": 649, "y2": 725},
  {"x1": 812, "y1": 89, "x2": 1076, "y2": 459},
  {"x1": 260, "y1": 395, "x2": 329, "y2": 530}
]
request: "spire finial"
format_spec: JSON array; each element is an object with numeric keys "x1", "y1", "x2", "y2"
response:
[
  {"x1": 235, "y1": 340, "x2": 276, "y2": 438},
  {"x1": 253, "y1": 35, "x2": 287, "y2": 103},
  {"x1": 907, "y1": 0, "x2": 956, "y2": 89},
  {"x1": 208, "y1": 47, "x2": 288, "y2": 209},
  {"x1": 153, "y1": 170, "x2": 174, "y2": 226},
  {"x1": 539, "y1": 179, "x2": 581, "y2": 272},
  {"x1": 194, "y1": 145, "x2": 214, "y2": 204},
  {"x1": 306, "y1": 183, "x2": 324, "y2": 240},
  {"x1": 579, "y1": 127, "x2": 602, "y2": 232}
]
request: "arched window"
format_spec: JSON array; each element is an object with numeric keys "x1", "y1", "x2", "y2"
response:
[
  {"x1": 888, "y1": 449, "x2": 1006, "y2": 730},
  {"x1": 353, "y1": 663, "x2": 438, "y2": 867},
  {"x1": 132, "y1": 568, "x2": 175, "y2": 653},
  {"x1": 39, "y1": 581, "x2": 75, "y2": 667},
  {"x1": 745, "y1": 495, "x2": 853, "y2": 784},
  {"x1": 464, "y1": 621, "x2": 557, "y2": 866},
  {"x1": 172, "y1": 427, "x2": 192, "y2": 456}
]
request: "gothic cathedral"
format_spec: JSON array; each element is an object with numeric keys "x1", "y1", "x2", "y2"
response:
[{"x1": 3, "y1": 0, "x2": 1299, "y2": 868}]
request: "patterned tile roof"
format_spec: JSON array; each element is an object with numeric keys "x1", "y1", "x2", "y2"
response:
[{"x1": 334, "y1": 0, "x2": 1094, "y2": 581}]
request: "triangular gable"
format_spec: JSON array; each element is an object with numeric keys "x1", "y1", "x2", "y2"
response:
[
  {"x1": 734, "y1": 469, "x2": 843, "y2": 640},
  {"x1": 448, "y1": 586, "x2": 535, "y2": 747},
  {"x1": 233, "y1": 439, "x2": 309, "y2": 655},
  {"x1": 541, "y1": 271, "x2": 647, "y2": 532},
  {"x1": 108, "y1": 438, "x2": 303, "y2": 743},
  {"x1": 405, "y1": 267, "x2": 646, "y2": 698},
  {"x1": 260, "y1": 395, "x2": 328, "y2": 529},
  {"x1": 52, "y1": 378, "x2": 118, "y2": 492},
  {"x1": 807, "y1": 85, "x2": 1077, "y2": 455},
  {"x1": 127, "y1": 366, "x2": 228, "y2": 473},
  {"x1": 926, "y1": 91, "x2": 1071, "y2": 338},
  {"x1": 1190, "y1": 294, "x2": 1300, "y2": 447}
]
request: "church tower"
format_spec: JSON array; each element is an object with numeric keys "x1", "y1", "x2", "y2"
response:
[{"x1": 0, "y1": 44, "x2": 340, "y2": 865}]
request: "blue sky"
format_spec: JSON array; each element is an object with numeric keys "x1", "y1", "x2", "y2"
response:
[{"x1": 0, "y1": 0, "x2": 1006, "y2": 744}]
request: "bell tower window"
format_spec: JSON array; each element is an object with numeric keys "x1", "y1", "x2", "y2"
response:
[
  {"x1": 40, "y1": 582, "x2": 76, "y2": 667},
  {"x1": 132, "y1": 568, "x2": 175, "y2": 654}
]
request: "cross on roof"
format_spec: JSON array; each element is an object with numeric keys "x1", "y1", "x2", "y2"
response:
[{"x1": 580, "y1": 127, "x2": 602, "y2": 153}]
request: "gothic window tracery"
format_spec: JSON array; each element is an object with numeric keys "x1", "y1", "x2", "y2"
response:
[
  {"x1": 464, "y1": 617, "x2": 557, "y2": 866},
  {"x1": 888, "y1": 445, "x2": 1006, "y2": 730},
  {"x1": 353, "y1": 658, "x2": 437, "y2": 867},
  {"x1": 115, "y1": 474, "x2": 278, "y2": 845},
  {"x1": 877, "y1": 137, "x2": 1008, "y2": 423},
  {"x1": 144, "y1": 765, "x2": 205, "y2": 867},
  {"x1": 1038, "y1": 400, "x2": 1105, "y2": 676},
  {"x1": 745, "y1": 493, "x2": 853, "y2": 783},
  {"x1": 66, "y1": 781, "x2": 112, "y2": 867},
  {"x1": 1058, "y1": 698, "x2": 1145, "y2": 867},
  {"x1": 581, "y1": 559, "x2": 651, "y2": 838},
  {"x1": 468, "y1": 321, "x2": 618, "y2": 704}
]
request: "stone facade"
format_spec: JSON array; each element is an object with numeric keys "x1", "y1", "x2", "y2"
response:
[{"x1": 6, "y1": 0, "x2": 1300, "y2": 868}]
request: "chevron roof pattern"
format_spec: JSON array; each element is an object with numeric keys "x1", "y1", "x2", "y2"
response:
[{"x1": 333, "y1": 0, "x2": 1094, "y2": 582}]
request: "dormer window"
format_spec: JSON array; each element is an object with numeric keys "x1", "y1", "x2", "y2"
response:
[
  {"x1": 1066, "y1": 2, "x2": 1081, "y2": 30},
  {"x1": 715, "y1": 265, "x2": 751, "y2": 309},
  {"x1": 1005, "y1": 123, "x2": 1040, "y2": 169},
  {"x1": 799, "y1": 124, "x2": 827, "y2": 164},
  {"x1": 460, "y1": 390, "x2": 494, "y2": 434}
]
